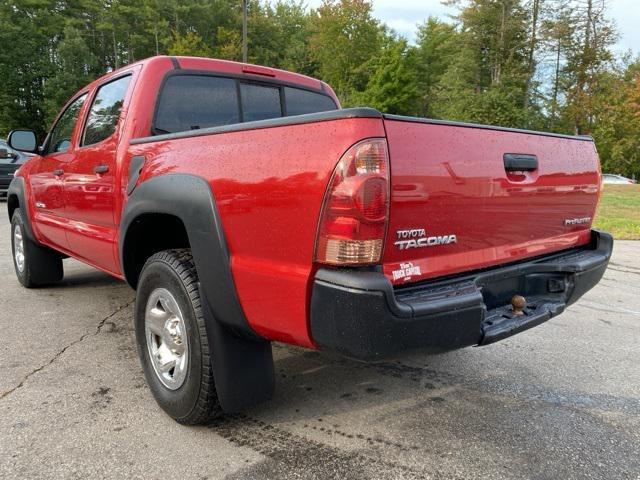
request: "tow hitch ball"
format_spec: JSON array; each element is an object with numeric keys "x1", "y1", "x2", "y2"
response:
[{"x1": 511, "y1": 295, "x2": 527, "y2": 316}]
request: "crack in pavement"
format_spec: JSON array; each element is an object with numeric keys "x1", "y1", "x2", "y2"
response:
[
  {"x1": 607, "y1": 266, "x2": 640, "y2": 276},
  {"x1": 0, "y1": 299, "x2": 135, "y2": 401},
  {"x1": 609, "y1": 261, "x2": 640, "y2": 273},
  {"x1": 573, "y1": 300, "x2": 640, "y2": 316}
]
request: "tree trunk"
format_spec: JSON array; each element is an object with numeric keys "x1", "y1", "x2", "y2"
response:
[
  {"x1": 112, "y1": 30, "x2": 119, "y2": 69},
  {"x1": 523, "y1": 0, "x2": 541, "y2": 110},
  {"x1": 493, "y1": 1, "x2": 506, "y2": 85},
  {"x1": 575, "y1": 0, "x2": 593, "y2": 135},
  {"x1": 550, "y1": 36, "x2": 561, "y2": 129}
]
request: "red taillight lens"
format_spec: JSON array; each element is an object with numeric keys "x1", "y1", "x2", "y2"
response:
[{"x1": 315, "y1": 139, "x2": 390, "y2": 265}]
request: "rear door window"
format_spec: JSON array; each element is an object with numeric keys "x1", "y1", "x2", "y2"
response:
[
  {"x1": 154, "y1": 75, "x2": 240, "y2": 134},
  {"x1": 285, "y1": 87, "x2": 337, "y2": 116},
  {"x1": 240, "y1": 83, "x2": 282, "y2": 122},
  {"x1": 82, "y1": 75, "x2": 131, "y2": 146}
]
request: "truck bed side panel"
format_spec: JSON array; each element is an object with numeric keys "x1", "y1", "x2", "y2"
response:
[{"x1": 127, "y1": 117, "x2": 385, "y2": 347}]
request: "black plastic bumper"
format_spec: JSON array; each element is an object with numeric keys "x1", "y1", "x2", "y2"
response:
[{"x1": 310, "y1": 230, "x2": 613, "y2": 360}]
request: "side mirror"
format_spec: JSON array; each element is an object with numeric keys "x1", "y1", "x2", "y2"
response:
[{"x1": 7, "y1": 129, "x2": 37, "y2": 153}]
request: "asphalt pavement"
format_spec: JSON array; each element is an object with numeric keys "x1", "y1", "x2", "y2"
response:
[{"x1": 0, "y1": 203, "x2": 638, "y2": 480}]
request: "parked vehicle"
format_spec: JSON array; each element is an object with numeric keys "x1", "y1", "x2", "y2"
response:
[
  {"x1": 602, "y1": 174, "x2": 636, "y2": 184},
  {"x1": 0, "y1": 140, "x2": 32, "y2": 197},
  {"x1": 6, "y1": 56, "x2": 612, "y2": 424}
]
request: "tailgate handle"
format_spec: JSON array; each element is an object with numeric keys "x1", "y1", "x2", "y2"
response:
[{"x1": 504, "y1": 154, "x2": 538, "y2": 172}]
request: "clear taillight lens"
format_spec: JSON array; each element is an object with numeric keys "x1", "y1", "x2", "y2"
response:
[{"x1": 315, "y1": 138, "x2": 390, "y2": 265}]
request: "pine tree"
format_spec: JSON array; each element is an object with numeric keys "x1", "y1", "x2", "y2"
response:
[
  {"x1": 561, "y1": 0, "x2": 617, "y2": 134},
  {"x1": 43, "y1": 25, "x2": 99, "y2": 126},
  {"x1": 355, "y1": 36, "x2": 420, "y2": 114},
  {"x1": 411, "y1": 17, "x2": 459, "y2": 116},
  {"x1": 308, "y1": 0, "x2": 381, "y2": 104}
]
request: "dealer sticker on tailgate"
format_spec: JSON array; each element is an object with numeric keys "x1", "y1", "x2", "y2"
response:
[{"x1": 392, "y1": 262, "x2": 422, "y2": 282}]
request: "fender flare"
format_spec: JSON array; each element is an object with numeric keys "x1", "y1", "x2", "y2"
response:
[
  {"x1": 120, "y1": 174, "x2": 274, "y2": 412},
  {"x1": 7, "y1": 177, "x2": 36, "y2": 241},
  {"x1": 120, "y1": 173, "x2": 255, "y2": 338}
]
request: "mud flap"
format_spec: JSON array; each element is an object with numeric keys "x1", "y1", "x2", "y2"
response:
[{"x1": 199, "y1": 285, "x2": 275, "y2": 413}]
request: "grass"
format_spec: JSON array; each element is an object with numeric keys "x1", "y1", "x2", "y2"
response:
[{"x1": 593, "y1": 184, "x2": 640, "y2": 240}]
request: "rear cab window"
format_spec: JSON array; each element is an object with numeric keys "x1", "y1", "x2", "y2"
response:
[
  {"x1": 240, "y1": 83, "x2": 282, "y2": 122},
  {"x1": 152, "y1": 73, "x2": 338, "y2": 135}
]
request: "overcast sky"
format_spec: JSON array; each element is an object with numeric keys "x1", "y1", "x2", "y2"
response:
[{"x1": 305, "y1": 0, "x2": 639, "y2": 55}]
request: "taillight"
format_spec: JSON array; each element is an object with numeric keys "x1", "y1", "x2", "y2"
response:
[{"x1": 315, "y1": 138, "x2": 390, "y2": 265}]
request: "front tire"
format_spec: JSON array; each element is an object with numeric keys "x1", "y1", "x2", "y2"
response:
[
  {"x1": 135, "y1": 249, "x2": 222, "y2": 425},
  {"x1": 11, "y1": 208, "x2": 63, "y2": 288}
]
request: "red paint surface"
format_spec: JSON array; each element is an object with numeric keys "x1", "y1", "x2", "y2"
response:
[
  {"x1": 14, "y1": 56, "x2": 602, "y2": 349},
  {"x1": 382, "y1": 120, "x2": 600, "y2": 285},
  {"x1": 128, "y1": 117, "x2": 385, "y2": 347}
]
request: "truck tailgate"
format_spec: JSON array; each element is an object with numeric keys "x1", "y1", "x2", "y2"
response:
[{"x1": 382, "y1": 115, "x2": 601, "y2": 285}]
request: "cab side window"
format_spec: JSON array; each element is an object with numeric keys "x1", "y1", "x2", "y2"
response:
[
  {"x1": 82, "y1": 75, "x2": 131, "y2": 146},
  {"x1": 284, "y1": 87, "x2": 337, "y2": 116},
  {"x1": 44, "y1": 94, "x2": 87, "y2": 155},
  {"x1": 154, "y1": 75, "x2": 240, "y2": 134}
]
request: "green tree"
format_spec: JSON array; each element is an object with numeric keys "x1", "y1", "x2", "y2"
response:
[
  {"x1": 0, "y1": 0, "x2": 63, "y2": 136},
  {"x1": 168, "y1": 30, "x2": 213, "y2": 57},
  {"x1": 308, "y1": 0, "x2": 382, "y2": 104},
  {"x1": 43, "y1": 25, "x2": 99, "y2": 126},
  {"x1": 432, "y1": 0, "x2": 532, "y2": 127},
  {"x1": 560, "y1": 0, "x2": 617, "y2": 134},
  {"x1": 213, "y1": 26, "x2": 242, "y2": 61},
  {"x1": 591, "y1": 59, "x2": 640, "y2": 178},
  {"x1": 355, "y1": 36, "x2": 420, "y2": 114},
  {"x1": 540, "y1": 1, "x2": 575, "y2": 131},
  {"x1": 411, "y1": 17, "x2": 459, "y2": 116}
]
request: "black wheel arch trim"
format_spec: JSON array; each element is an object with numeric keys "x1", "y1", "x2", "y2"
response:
[
  {"x1": 122, "y1": 174, "x2": 275, "y2": 412},
  {"x1": 7, "y1": 177, "x2": 36, "y2": 241},
  {"x1": 120, "y1": 173, "x2": 257, "y2": 340}
]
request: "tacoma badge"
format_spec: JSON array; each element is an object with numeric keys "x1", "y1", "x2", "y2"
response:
[{"x1": 395, "y1": 229, "x2": 457, "y2": 250}]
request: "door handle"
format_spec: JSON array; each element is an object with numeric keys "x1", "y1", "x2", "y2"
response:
[
  {"x1": 504, "y1": 154, "x2": 538, "y2": 172},
  {"x1": 94, "y1": 165, "x2": 109, "y2": 174},
  {"x1": 53, "y1": 168, "x2": 64, "y2": 176}
]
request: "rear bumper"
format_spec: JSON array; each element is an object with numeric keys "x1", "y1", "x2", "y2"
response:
[{"x1": 310, "y1": 230, "x2": 613, "y2": 360}]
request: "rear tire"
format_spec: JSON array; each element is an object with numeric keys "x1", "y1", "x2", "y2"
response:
[
  {"x1": 11, "y1": 208, "x2": 63, "y2": 288},
  {"x1": 135, "y1": 249, "x2": 222, "y2": 425}
]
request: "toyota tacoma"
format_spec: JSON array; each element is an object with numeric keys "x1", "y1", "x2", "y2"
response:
[{"x1": 6, "y1": 56, "x2": 612, "y2": 424}]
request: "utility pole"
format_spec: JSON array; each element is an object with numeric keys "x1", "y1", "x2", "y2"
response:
[{"x1": 242, "y1": 0, "x2": 248, "y2": 63}]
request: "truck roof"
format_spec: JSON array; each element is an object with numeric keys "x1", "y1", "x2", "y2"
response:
[{"x1": 95, "y1": 55, "x2": 329, "y2": 93}]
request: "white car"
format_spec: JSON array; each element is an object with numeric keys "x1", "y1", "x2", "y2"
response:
[{"x1": 602, "y1": 174, "x2": 637, "y2": 185}]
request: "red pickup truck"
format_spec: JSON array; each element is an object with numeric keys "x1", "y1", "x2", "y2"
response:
[{"x1": 6, "y1": 56, "x2": 612, "y2": 424}]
